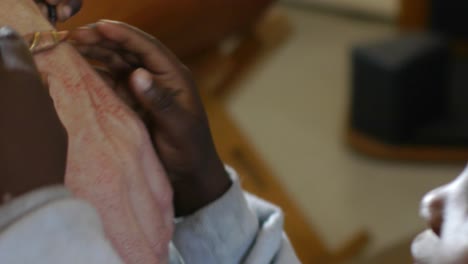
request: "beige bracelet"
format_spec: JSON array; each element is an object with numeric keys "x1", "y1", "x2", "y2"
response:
[{"x1": 23, "y1": 30, "x2": 69, "y2": 54}]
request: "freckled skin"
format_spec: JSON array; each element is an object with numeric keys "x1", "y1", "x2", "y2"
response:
[
  {"x1": 0, "y1": 1, "x2": 174, "y2": 263},
  {"x1": 36, "y1": 45, "x2": 174, "y2": 263}
]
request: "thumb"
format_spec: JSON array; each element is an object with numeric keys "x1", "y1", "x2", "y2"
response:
[{"x1": 130, "y1": 68, "x2": 179, "y2": 120}]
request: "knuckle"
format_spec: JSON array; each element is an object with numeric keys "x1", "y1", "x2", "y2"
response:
[
  {"x1": 178, "y1": 65, "x2": 197, "y2": 89},
  {"x1": 145, "y1": 85, "x2": 175, "y2": 112},
  {"x1": 109, "y1": 53, "x2": 122, "y2": 65}
]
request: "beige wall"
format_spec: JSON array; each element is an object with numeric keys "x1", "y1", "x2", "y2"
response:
[{"x1": 284, "y1": 0, "x2": 400, "y2": 19}]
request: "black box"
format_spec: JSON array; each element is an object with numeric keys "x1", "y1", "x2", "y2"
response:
[
  {"x1": 351, "y1": 34, "x2": 449, "y2": 144},
  {"x1": 430, "y1": 0, "x2": 468, "y2": 38}
]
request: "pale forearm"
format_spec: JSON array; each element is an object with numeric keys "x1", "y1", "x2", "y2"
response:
[
  {"x1": 0, "y1": 3, "x2": 174, "y2": 263},
  {"x1": 0, "y1": 0, "x2": 52, "y2": 34}
]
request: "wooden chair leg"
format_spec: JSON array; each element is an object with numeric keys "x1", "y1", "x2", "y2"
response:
[{"x1": 330, "y1": 231, "x2": 371, "y2": 263}]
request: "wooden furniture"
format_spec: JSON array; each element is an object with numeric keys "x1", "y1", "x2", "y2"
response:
[
  {"x1": 347, "y1": 128, "x2": 468, "y2": 162},
  {"x1": 63, "y1": 2, "x2": 369, "y2": 261},
  {"x1": 348, "y1": 0, "x2": 468, "y2": 162},
  {"x1": 60, "y1": 0, "x2": 273, "y2": 58},
  {"x1": 190, "y1": 9, "x2": 370, "y2": 263},
  {"x1": 202, "y1": 91, "x2": 369, "y2": 263},
  {"x1": 399, "y1": 0, "x2": 428, "y2": 32}
]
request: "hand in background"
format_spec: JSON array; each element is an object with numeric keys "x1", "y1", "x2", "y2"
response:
[
  {"x1": 0, "y1": 26, "x2": 67, "y2": 198},
  {"x1": 70, "y1": 20, "x2": 231, "y2": 216},
  {"x1": 35, "y1": 0, "x2": 82, "y2": 23}
]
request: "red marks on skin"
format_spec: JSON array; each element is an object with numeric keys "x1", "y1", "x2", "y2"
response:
[
  {"x1": 33, "y1": 43, "x2": 174, "y2": 263},
  {"x1": 0, "y1": 1, "x2": 173, "y2": 260},
  {"x1": 36, "y1": 47, "x2": 129, "y2": 122}
]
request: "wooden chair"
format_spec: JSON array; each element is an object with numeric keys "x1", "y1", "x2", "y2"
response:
[
  {"x1": 189, "y1": 8, "x2": 370, "y2": 263},
  {"x1": 63, "y1": 2, "x2": 369, "y2": 262}
]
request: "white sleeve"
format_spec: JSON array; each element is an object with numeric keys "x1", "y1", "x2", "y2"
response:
[
  {"x1": 172, "y1": 167, "x2": 301, "y2": 264},
  {"x1": 0, "y1": 186, "x2": 123, "y2": 264}
]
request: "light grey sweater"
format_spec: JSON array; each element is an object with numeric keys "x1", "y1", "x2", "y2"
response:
[{"x1": 0, "y1": 168, "x2": 300, "y2": 264}]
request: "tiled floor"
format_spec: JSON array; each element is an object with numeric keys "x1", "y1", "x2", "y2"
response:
[{"x1": 226, "y1": 4, "x2": 465, "y2": 258}]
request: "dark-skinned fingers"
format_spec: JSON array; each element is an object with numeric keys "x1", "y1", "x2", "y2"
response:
[
  {"x1": 70, "y1": 27, "x2": 135, "y2": 64},
  {"x1": 0, "y1": 27, "x2": 38, "y2": 74},
  {"x1": 69, "y1": 25, "x2": 106, "y2": 45},
  {"x1": 81, "y1": 43, "x2": 141, "y2": 68},
  {"x1": 129, "y1": 69, "x2": 203, "y2": 149},
  {"x1": 42, "y1": 0, "x2": 61, "y2": 4},
  {"x1": 75, "y1": 44, "x2": 132, "y2": 73},
  {"x1": 130, "y1": 66, "x2": 204, "y2": 118},
  {"x1": 130, "y1": 68, "x2": 185, "y2": 124},
  {"x1": 70, "y1": 25, "x2": 121, "y2": 49},
  {"x1": 93, "y1": 66, "x2": 117, "y2": 88},
  {"x1": 71, "y1": 25, "x2": 142, "y2": 66},
  {"x1": 95, "y1": 20, "x2": 181, "y2": 74},
  {"x1": 71, "y1": 24, "x2": 158, "y2": 69},
  {"x1": 121, "y1": 52, "x2": 141, "y2": 68},
  {"x1": 116, "y1": 85, "x2": 141, "y2": 111}
]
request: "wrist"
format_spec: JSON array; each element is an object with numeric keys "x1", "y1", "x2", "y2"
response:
[
  {"x1": 173, "y1": 159, "x2": 232, "y2": 217},
  {"x1": 0, "y1": 0, "x2": 52, "y2": 34}
]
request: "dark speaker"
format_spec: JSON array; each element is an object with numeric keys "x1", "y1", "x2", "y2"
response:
[
  {"x1": 430, "y1": 0, "x2": 468, "y2": 38},
  {"x1": 351, "y1": 34, "x2": 450, "y2": 144}
]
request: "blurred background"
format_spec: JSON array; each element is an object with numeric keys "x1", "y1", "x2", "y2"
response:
[{"x1": 61, "y1": 0, "x2": 468, "y2": 263}]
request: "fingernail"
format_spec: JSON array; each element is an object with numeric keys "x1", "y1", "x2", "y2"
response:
[
  {"x1": 75, "y1": 24, "x2": 96, "y2": 32},
  {"x1": 58, "y1": 30, "x2": 70, "y2": 40},
  {"x1": 133, "y1": 68, "x2": 153, "y2": 93},
  {"x1": 0, "y1": 26, "x2": 18, "y2": 40},
  {"x1": 99, "y1": 19, "x2": 120, "y2": 25}
]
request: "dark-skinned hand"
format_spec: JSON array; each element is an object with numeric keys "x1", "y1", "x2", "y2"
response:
[
  {"x1": 0, "y1": 26, "x2": 67, "y2": 199},
  {"x1": 69, "y1": 20, "x2": 231, "y2": 216}
]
